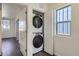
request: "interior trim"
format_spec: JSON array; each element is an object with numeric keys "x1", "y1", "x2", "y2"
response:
[{"x1": 2, "y1": 37, "x2": 16, "y2": 39}]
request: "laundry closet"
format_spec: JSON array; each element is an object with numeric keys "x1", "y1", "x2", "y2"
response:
[{"x1": 25, "y1": 4, "x2": 50, "y2": 56}]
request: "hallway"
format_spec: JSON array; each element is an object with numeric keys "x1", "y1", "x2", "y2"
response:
[{"x1": 2, "y1": 38, "x2": 23, "y2": 56}]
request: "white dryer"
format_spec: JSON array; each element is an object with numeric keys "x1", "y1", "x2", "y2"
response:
[{"x1": 32, "y1": 10, "x2": 44, "y2": 33}]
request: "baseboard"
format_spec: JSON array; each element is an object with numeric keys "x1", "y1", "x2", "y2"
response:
[
  {"x1": 44, "y1": 51, "x2": 53, "y2": 56},
  {"x1": 44, "y1": 50, "x2": 56, "y2": 56},
  {"x1": 52, "y1": 54, "x2": 56, "y2": 56},
  {"x1": 0, "y1": 54, "x2": 2, "y2": 56},
  {"x1": 2, "y1": 37, "x2": 16, "y2": 39}
]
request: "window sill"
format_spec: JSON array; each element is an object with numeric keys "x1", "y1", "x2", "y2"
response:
[{"x1": 55, "y1": 34, "x2": 72, "y2": 38}]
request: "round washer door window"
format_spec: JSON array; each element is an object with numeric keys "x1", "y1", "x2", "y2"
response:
[
  {"x1": 33, "y1": 35, "x2": 43, "y2": 48},
  {"x1": 33, "y1": 16, "x2": 43, "y2": 28}
]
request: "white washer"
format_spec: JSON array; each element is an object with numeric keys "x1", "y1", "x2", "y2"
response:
[{"x1": 32, "y1": 33, "x2": 43, "y2": 54}]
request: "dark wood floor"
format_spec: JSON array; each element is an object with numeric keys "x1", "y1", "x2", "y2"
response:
[{"x1": 2, "y1": 38, "x2": 23, "y2": 56}]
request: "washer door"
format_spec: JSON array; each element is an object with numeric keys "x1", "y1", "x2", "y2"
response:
[
  {"x1": 33, "y1": 16, "x2": 43, "y2": 28},
  {"x1": 33, "y1": 35, "x2": 43, "y2": 48}
]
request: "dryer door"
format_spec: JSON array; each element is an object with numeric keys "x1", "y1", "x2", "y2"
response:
[
  {"x1": 33, "y1": 35, "x2": 43, "y2": 48},
  {"x1": 33, "y1": 16, "x2": 43, "y2": 28}
]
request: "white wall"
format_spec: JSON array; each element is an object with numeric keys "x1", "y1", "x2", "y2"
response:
[
  {"x1": 44, "y1": 4, "x2": 54, "y2": 55},
  {"x1": 27, "y1": 5, "x2": 33, "y2": 56},
  {"x1": 48, "y1": 3, "x2": 79, "y2": 56}
]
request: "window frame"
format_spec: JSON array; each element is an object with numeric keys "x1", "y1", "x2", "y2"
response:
[
  {"x1": 2, "y1": 19, "x2": 10, "y2": 30},
  {"x1": 55, "y1": 4, "x2": 71, "y2": 36}
]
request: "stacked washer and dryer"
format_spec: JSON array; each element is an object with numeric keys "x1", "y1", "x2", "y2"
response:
[{"x1": 32, "y1": 10, "x2": 44, "y2": 55}]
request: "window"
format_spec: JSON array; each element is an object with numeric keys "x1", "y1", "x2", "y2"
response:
[
  {"x1": 56, "y1": 5, "x2": 71, "y2": 35},
  {"x1": 2, "y1": 20, "x2": 10, "y2": 30},
  {"x1": 19, "y1": 20, "x2": 26, "y2": 31}
]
